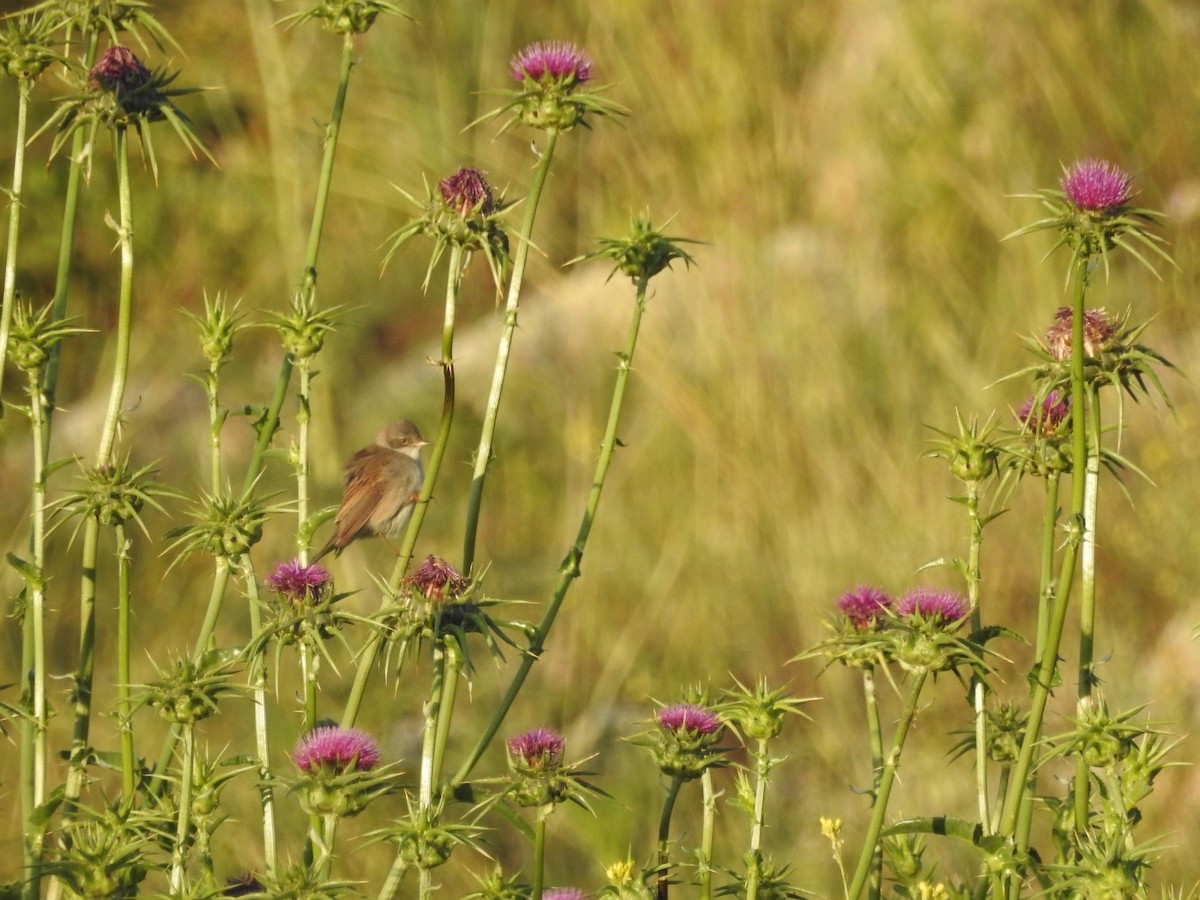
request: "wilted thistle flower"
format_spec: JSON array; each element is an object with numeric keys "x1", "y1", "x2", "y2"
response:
[
  {"x1": 1045, "y1": 306, "x2": 1119, "y2": 362},
  {"x1": 897, "y1": 588, "x2": 970, "y2": 626},
  {"x1": 507, "y1": 728, "x2": 565, "y2": 772},
  {"x1": 89, "y1": 45, "x2": 152, "y2": 93},
  {"x1": 510, "y1": 40, "x2": 593, "y2": 87},
  {"x1": 1016, "y1": 390, "x2": 1070, "y2": 435},
  {"x1": 439, "y1": 166, "x2": 496, "y2": 216},
  {"x1": 1061, "y1": 159, "x2": 1133, "y2": 212},
  {"x1": 404, "y1": 554, "x2": 470, "y2": 601},
  {"x1": 292, "y1": 725, "x2": 380, "y2": 773},
  {"x1": 838, "y1": 586, "x2": 895, "y2": 631}
]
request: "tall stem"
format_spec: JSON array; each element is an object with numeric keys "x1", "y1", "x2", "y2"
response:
[
  {"x1": 861, "y1": 668, "x2": 884, "y2": 900},
  {"x1": 998, "y1": 255, "x2": 1091, "y2": 852},
  {"x1": 656, "y1": 774, "x2": 685, "y2": 900},
  {"x1": 452, "y1": 281, "x2": 648, "y2": 786},
  {"x1": 170, "y1": 725, "x2": 197, "y2": 892},
  {"x1": 1072, "y1": 384, "x2": 1101, "y2": 830},
  {"x1": 745, "y1": 737, "x2": 771, "y2": 900},
  {"x1": 116, "y1": 523, "x2": 135, "y2": 798},
  {"x1": 340, "y1": 243, "x2": 463, "y2": 728},
  {"x1": 461, "y1": 129, "x2": 560, "y2": 575},
  {"x1": 0, "y1": 78, "x2": 32, "y2": 411},
  {"x1": 698, "y1": 770, "x2": 717, "y2": 900},
  {"x1": 846, "y1": 670, "x2": 929, "y2": 900},
  {"x1": 243, "y1": 557, "x2": 277, "y2": 876}
]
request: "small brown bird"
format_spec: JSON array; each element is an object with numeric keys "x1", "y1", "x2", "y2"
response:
[{"x1": 312, "y1": 420, "x2": 429, "y2": 562}]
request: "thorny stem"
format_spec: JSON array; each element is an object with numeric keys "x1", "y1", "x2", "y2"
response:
[
  {"x1": 847, "y1": 670, "x2": 930, "y2": 900},
  {"x1": 243, "y1": 556, "x2": 277, "y2": 875},
  {"x1": 699, "y1": 770, "x2": 717, "y2": 900},
  {"x1": 170, "y1": 725, "x2": 197, "y2": 892},
  {"x1": 461, "y1": 128, "x2": 561, "y2": 575},
  {"x1": 0, "y1": 78, "x2": 32, "y2": 412},
  {"x1": 963, "y1": 479, "x2": 991, "y2": 834},
  {"x1": 116, "y1": 523, "x2": 135, "y2": 798},
  {"x1": 531, "y1": 811, "x2": 549, "y2": 900},
  {"x1": 998, "y1": 254, "x2": 1092, "y2": 875},
  {"x1": 861, "y1": 667, "x2": 884, "y2": 900},
  {"x1": 1073, "y1": 383, "x2": 1101, "y2": 831},
  {"x1": 452, "y1": 279, "x2": 650, "y2": 787},
  {"x1": 745, "y1": 737, "x2": 771, "y2": 900}
]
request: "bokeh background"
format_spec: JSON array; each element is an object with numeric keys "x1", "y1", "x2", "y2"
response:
[{"x1": 2, "y1": 0, "x2": 1199, "y2": 894}]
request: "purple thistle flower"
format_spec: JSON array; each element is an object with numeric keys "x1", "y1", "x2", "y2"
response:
[
  {"x1": 89, "y1": 45, "x2": 152, "y2": 93},
  {"x1": 438, "y1": 167, "x2": 496, "y2": 217},
  {"x1": 507, "y1": 727, "x2": 566, "y2": 770},
  {"x1": 543, "y1": 890, "x2": 586, "y2": 900},
  {"x1": 266, "y1": 558, "x2": 331, "y2": 604},
  {"x1": 291, "y1": 726, "x2": 380, "y2": 773},
  {"x1": 657, "y1": 703, "x2": 722, "y2": 736},
  {"x1": 1016, "y1": 390, "x2": 1070, "y2": 434},
  {"x1": 1045, "y1": 306, "x2": 1118, "y2": 362},
  {"x1": 404, "y1": 554, "x2": 470, "y2": 601},
  {"x1": 1061, "y1": 159, "x2": 1133, "y2": 211},
  {"x1": 838, "y1": 586, "x2": 895, "y2": 631},
  {"x1": 897, "y1": 587, "x2": 970, "y2": 624},
  {"x1": 510, "y1": 40, "x2": 593, "y2": 86}
]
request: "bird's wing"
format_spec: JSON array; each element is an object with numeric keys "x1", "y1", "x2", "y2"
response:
[
  {"x1": 367, "y1": 454, "x2": 423, "y2": 532},
  {"x1": 331, "y1": 446, "x2": 392, "y2": 544}
]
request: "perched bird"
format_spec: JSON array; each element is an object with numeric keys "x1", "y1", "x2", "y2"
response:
[{"x1": 312, "y1": 420, "x2": 429, "y2": 562}]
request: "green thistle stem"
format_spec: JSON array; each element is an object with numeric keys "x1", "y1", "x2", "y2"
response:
[
  {"x1": 116, "y1": 523, "x2": 135, "y2": 798},
  {"x1": 998, "y1": 254, "x2": 1091, "y2": 854},
  {"x1": 377, "y1": 855, "x2": 408, "y2": 900},
  {"x1": 243, "y1": 556, "x2": 277, "y2": 875},
  {"x1": 451, "y1": 278, "x2": 649, "y2": 787},
  {"x1": 531, "y1": 811, "x2": 549, "y2": 900},
  {"x1": 42, "y1": 31, "x2": 99, "y2": 444},
  {"x1": 297, "y1": 361, "x2": 313, "y2": 557},
  {"x1": 0, "y1": 77, "x2": 32, "y2": 413},
  {"x1": 301, "y1": 640, "x2": 318, "y2": 731},
  {"x1": 962, "y1": 479, "x2": 991, "y2": 833},
  {"x1": 170, "y1": 723, "x2": 197, "y2": 892},
  {"x1": 20, "y1": 355, "x2": 49, "y2": 899},
  {"x1": 699, "y1": 769, "x2": 717, "y2": 900},
  {"x1": 1072, "y1": 384, "x2": 1101, "y2": 831},
  {"x1": 847, "y1": 670, "x2": 929, "y2": 900},
  {"x1": 61, "y1": 122, "x2": 136, "y2": 826},
  {"x1": 745, "y1": 737, "x2": 771, "y2": 900},
  {"x1": 419, "y1": 639, "x2": 447, "y2": 810},
  {"x1": 340, "y1": 241, "x2": 463, "y2": 728},
  {"x1": 861, "y1": 667, "x2": 884, "y2": 900},
  {"x1": 461, "y1": 128, "x2": 560, "y2": 575},
  {"x1": 432, "y1": 636, "x2": 463, "y2": 791},
  {"x1": 1035, "y1": 476, "x2": 1061, "y2": 662},
  {"x1": 657, "y1": 774, "x2": 685, "y2": 900}
]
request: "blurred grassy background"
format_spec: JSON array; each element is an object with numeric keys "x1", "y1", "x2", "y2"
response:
[{"x1": 2, "y1": 0, "x2": 1200, "y2": 894}]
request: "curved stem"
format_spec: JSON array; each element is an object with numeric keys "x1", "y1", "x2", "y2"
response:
[
  {"x1": 96, "y1": 125, "x2": 134, "y2": 466},
  {"x1": 452, "y1": 281, "x2": 649, "y2": 785},
  {"x1": 656, "y1": 774, "x2": 685, "y2": 900},
  {"x1": 340, "y1": 242, "x2": 463, "y2": 728},
  {"x1": 462, "y1": 129, "x2": 560, "y2": 575},
  {"x1": 847, "y1": 670, "x2": 929, "y2": 900}
]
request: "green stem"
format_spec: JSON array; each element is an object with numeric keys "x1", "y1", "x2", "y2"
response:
[
  {"x1": 42, "y1": 32, "x2": 100, "y2": 445},
  {"x1": 657, "y1": 774, "x2": 685, "y2": 900},
  {"x1": 861, "y1": 667, "x2": 883, "y2": 900},
  {"x1": 340, "y1": 242, "x2": 462, "y2": 728},
  {"x1": 1035, "y1": 476, "x2": 1061, "y2": 662},
  {"x1": 0, "y1": 78, "x2": 32, "y2": 413},
  {"x1": 451, "y1": 280, "x2": 648, "y2": 786},
  {"x1": 96, "y1": 125, "x2": 135, "y2": 466},
  {"x1": 531, "y1": 811, "x2": 549, "y2": 900},
  {"x1": 432, "y1": 636, "x2": 463, "y2": 791},
  {"x1": 207, "y1": 362, "x2": 222, "y2": 493},
  {"x1": 301, "y1": 640, "x2": 318, "y2": 731},
  {"x1": 962, "y1": 479, "x2": 992, "y2": 834},
  {"x1": 170, "y1": 724, "x2": 197, "y2": 892},
  {"x1": 462, "y1": 129, "x2": 561, "y2": 575},
  {"x1": 1072, "y1": 385, "x2": 1101, "y2": 831},
  {"x1": 847, "y1": 670, "x2": 930, "y2": 900},
  {"x1": 419, "y1": 639, "x2": 447, "y2": 810},
  {"x1": 116, "y1": 523, "x2": 135, "y2": 798},
  {"x1": 297, "y1": 361, "x2": 312, "y2": 557},
  {"x1": 998, "y1": 255, "x2": 1092, "y2": 854},
  {"x1": 377, "y1": 855, "x2": 409, "y2": 900},
  {"x1": 699, "y1": 770, "x2": 716, "y2": 900},
  {"x1": 243, "y1": 556, "x2": 277, "y2": 876},
  {"x1": 746, "y1": 737, "x2": 771, "y2": 900}
]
